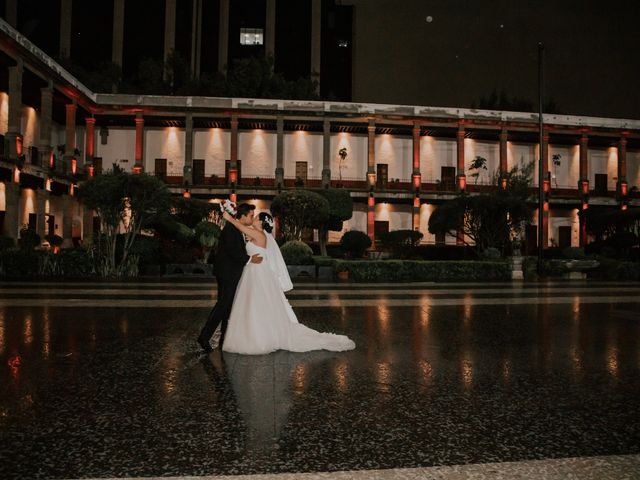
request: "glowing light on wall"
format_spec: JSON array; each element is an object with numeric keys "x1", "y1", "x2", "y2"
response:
[
  {"x1": 458, "y1": 175, "x2": 466, "y2": 191},
  {"x1": 49, "y1": 151, "x2": 54, "y2": 169},
  {"x1": 12, "y1": 166, "x2": 20, "y2": 183},
  {"x1": 69, "y1": 184, "x2": 75, "y2": 196},
  {"x1": 45, "y1": 178, "x2": 52, "y2": 192},
  {"x1": 71, "y1": 159, "x2": 77, "y2": 175},
  {"x1": 582, "y1": 202, "x2": 589, "y2": 210},
  {"x1": 183, "y1": 189, "x2": 191, "y2": 198},
  {"x1": 15, "y1": 135, "x2": 22, "y2": 155},
  {"x1": 87, "y1": 165, "x2": 94, "y2": 177}
]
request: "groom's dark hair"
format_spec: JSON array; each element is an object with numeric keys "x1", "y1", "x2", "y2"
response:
[{"x1": 235, "y1": 203, "x2": 255, "y2": 219}]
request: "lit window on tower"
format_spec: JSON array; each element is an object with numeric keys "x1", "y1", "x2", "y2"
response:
[{"x1": 240, "y1": 28, "x2": 264, "y2": 45}]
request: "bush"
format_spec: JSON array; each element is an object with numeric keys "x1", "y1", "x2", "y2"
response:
[
  {"x1": 380, "y1": 229, "x2": 423, "y2": 258},
  {"x1": 522, "y1": 256, "x2": 538, "y2": 280},
  {"x1": 562, "y1": 247, "x2": 585, "y2": 259},
  {"x1": 0, "y1": 250, "x2": 39, "y2": 276},
  {"x1": 0, "y1": 236, "x2": 15, "y2": 251},
  {"x1": 480, "y1": 247, "x2": 501, "y2": 259},
  {"x1": 38, "y1": 249, "x2": 96, "y2": 277},
  {"x1": 312, "y1": 255, "x2": 336, "y2": 267},
  {"x1": 340, "y1": 230, "x2": 371, "y2": 258},
  {"x1": 591, "y1": 258, "x2": 640, "y2": 280},
  {"x1": 280, "y1": 240, "x2": 313, "y2": 265},
  {"x1": 19, "y1": 227, "x2": 40, "y2": 251},
  {"x1": 130, "y1": 235, "x2": 162, "y2": 267},
  {"x1": 333, "y1": 260, "x2": 511, "y2": 282}
]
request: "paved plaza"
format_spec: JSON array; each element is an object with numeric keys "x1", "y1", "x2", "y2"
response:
[{"x1": 0, "y1": 280, "x2": 639, "y2": 479}]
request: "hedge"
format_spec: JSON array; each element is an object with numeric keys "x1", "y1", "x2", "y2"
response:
[{"x1": 333, "y1": 260, "x2": 512, "y2": 282}]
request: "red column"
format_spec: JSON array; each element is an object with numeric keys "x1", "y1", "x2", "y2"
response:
[
  {"x1": 412, "y1": 197, "x2": 420, "y2": 232},
  {"x1": 65, "y1": 103, "x2": 77, "y2": 155},
  {"x1": 456, "y1": 123, "x2": 466, "y2": 191},
  {"x1": 367, "y1": 119, "x2": 376, "y2": 189},
  {"x1": 134, "y1": 114, "x2": 144, "y2": 173},
  {"x1": 367, "y1": 195, "x2": 375, "y2": 244},
  {"x1": 229, "y1": 115, "x2": 238, "y2": 186},
  {"x1": 412, "y1": 123, "x2": 421, "y2": 191},
  {"x1": 499, "y1": 128, "x2": 508, "y2": 188},
  {"x1": 85, "y1": 117, "x2": 96, "y2": 160},
  {"x1": 579, "y1": 132, "x2": 589, "y2": 196},
  {"x1": 618, "y1": 135, "x2": 628, "y2": 202}
]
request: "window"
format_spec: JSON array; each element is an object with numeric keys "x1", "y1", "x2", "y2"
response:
[
  {"x1": 193, "y1": 159, "x2": 205, "y2": 185},
  {"x1": 376, "y1": 164, "x2": 388, "y2": 189},
  {"x1": 295, "y1": 161, "x2": 308, "y2": 181},
  {"x1": 240, "y1": 28, "x2": 264, "y2": 45},
  {"x1": 155, "y1": 158, "x2": 167, "y2": 181}
]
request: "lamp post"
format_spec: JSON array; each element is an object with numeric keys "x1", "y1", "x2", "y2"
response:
[{"x1": 537, "y1": 42, "x2": 545, "y2": 271}]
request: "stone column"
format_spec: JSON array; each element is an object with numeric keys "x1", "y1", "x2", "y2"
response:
[
  {"x1": 541, "y1": 131, "x2": 550, "y2": 248},
  {"x1": 412, "y1": 123, "x2": 421, "y2": 191},
  {"x1": 229, "y1": 115, "x2": 239, "y2": 185},
  {"x1": 456, "y1": 123, "x2": 466, "y2": 191},
  {"x1": 39, "y1": 84, "x2": 53, "y2": 166},
  {"x1": 6, "y1": 60, "x2": 23, "y2": 160},
  {"x1": 65, "y1": 103, "x2": 77, "y2": 155},
  {"x1": 3, "y1": 182, "x2": 20, "y2": 240},
  {"x1": 310, "y1": 0, "x2": 321, "y2": 91},
  {"x1": 5, "y1": 0, "x2": 17, "y2": 27},
  {"x1": 579, "y1": 133, "x2": 589, "y2": 197},
  {"x1": 266, "y1": 0, "x2": 276, "y2": 59},
  {"x1": 617, "y1": 135, "x2": 628, "y2": 198},
  {"x1": 322, "y1": 118, "x2": 331, "y2": 188},
  {"x1": 184, "y1": 113, "x2": 193, "y2": 185},
  {"x1": 134, "y1": 114, "x2": 144, "y2": 173},
  {"x1": 112, "y1": 0, "x2": 125, "y2": 67},
  {"x1": 218, "y1": 0, "x2": 229, "y2": 72},
  {"x1": 190, "y1": 0, "x2": 202, "y2": 79},
  {"x1": 59, "y1": 0, "x2": 72, "y2": 58},
  {"x1": 164, "y1": 0, "x2": 176, "y2": 79},
  {"x1": 367, "y1": 119, "x2": 376, "y2": 189},
  {"x1": 275, "y1": 115, "x2": 284, "y2": 189},
  {"x1": 499, "y1": 128, "x2": 508, "y2": 187},
  {"x1": 35, "y1": 189, "x2": 49, "y2": 240},
  {"x1": 85, "y1": 118, "x2": 96, "y2": 165}
]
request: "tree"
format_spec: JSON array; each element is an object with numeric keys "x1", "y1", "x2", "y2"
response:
[
  {"x1": 429, "y1": 162, "x2": 534, "y2": 255},
  {"x1": 270, "y1": 190, "x2": 329, "y2": 241},
  {"x1": 468, "y1": 156, "x2": 487, "y2": 184},
  {"x1": 79, "y1": 171, "x2": 172, "y2": 277},
  {"x1": 313, "y1": 188, "x2": 353, "y2": 256}
]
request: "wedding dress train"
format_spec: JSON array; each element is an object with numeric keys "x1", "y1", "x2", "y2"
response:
[{"x1": 222, "y1": 241, "x2": 355, "y2": 355}]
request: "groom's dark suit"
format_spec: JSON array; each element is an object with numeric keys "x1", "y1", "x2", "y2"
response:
[{"x1": 198, "y1": 222, "x2": 249, "y2": 348}]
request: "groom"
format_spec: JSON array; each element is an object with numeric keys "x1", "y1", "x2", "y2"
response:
[{"x1": 198, "y1": 203, "x2": 262, "y2": 352}]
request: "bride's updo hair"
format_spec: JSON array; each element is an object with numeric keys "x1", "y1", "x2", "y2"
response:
[{"x1": 258, "y1": 212, "x2": 274, "y2": 233}]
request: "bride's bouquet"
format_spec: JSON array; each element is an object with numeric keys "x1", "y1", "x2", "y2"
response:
[{"x1": 219, "y1": 199, "x2": 237, "y2": 216}]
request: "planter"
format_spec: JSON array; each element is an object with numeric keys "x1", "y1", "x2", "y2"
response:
[
  {"x1": 337, "y1": 270, "x2": 349, "y2": 281},
  {"x1": 287, "y1": 265, "x2": 316, "y2": 279}
]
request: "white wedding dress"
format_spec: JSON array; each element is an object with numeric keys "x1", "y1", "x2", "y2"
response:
[{"x1": 222, "y1": 239, "x2": 356, "y2": 355}]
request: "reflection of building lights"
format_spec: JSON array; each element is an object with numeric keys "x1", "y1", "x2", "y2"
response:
[
  {"x1": 8, "y1": 355, "x2": 21, "y2": 382},
  {"x1": 461, "y1": 360, "x2": 473, "y2": 387},
  {"x1": 43, "y1": 309, "x2": 50, "y2": 359},
  {"x1": 0, "y1": 311, "x2": 4, "y2": 356},
  {"x1": 376, "y1": 362, "x2": 391, "y2": 392},
  {"x1": 24, "y1": 314, "x2": 33, "y2": 346},
  {"x1": 334, "y1": 360, "x2": 348, "y2": 392},
  {"x1": 293, "y1": 364, "x2": 306, "y2": 393}
]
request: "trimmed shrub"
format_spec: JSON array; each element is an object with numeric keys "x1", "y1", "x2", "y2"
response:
[
  {"x1": 280, "y1": 240, "x2": 314, "y2": 265},
  {"x1": 333, "y1": 260, "x2": 511, "y2": 282},
  {"x1": 19, "y1": 227, "x2": 40, "y2": 251},
  {"x1": 522, "y1": 256, "x2": 538, "y2": 280},
  {"x1": 562, "y1": 247, "x2": 585, "y2": 259},
  {"x1": 591, "y1": 258, "x2": 640, "y2": 280},
  {"x1": 480, "y1": 247, "x2": 501, "y2": 259},
  {"x1": 312, "y1": 255, "x2": 336, "y2": 267},
  {"x1": 340, "y1": 230, "x2": 371, "y2": 258},
  {"x1": 380, "y1": 229, "x2": 423, "y2": 259},
  {"x1": 0, "y1": 236, "x2": 15, "y2": 251},
  {"x1": 0, "y1": 250, "x2": 40, "y2": 276}
]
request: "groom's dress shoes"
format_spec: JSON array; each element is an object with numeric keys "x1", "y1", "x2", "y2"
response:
[{"x1": 198, "y1": 337, "x2": 213, "y2": 353}]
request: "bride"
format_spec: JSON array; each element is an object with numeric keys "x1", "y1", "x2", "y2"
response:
[{"x1": 221, "y1": 210, "x2": 355, "y2": 355}]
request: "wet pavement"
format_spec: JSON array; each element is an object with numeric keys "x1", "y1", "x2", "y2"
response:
[{"x1": 0, "y1": 281, "x2": 639, "y2": 479}]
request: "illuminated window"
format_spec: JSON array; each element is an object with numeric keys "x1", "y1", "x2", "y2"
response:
[{"x1": 240, "y1": 28, "x2": 264, "y2": 45}]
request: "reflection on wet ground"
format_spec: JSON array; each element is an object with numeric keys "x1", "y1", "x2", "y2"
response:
[{"x1": 0, "y1": 281, "x2": 639, "y2": 479}]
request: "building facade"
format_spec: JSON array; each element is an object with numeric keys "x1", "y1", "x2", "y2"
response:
[{"x1": 1, "y1": 17, "x2": 639, "y2": 250}]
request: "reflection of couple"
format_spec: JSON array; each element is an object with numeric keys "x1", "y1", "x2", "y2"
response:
[{"x1": 198, "y1": 203, "x2": 355, "y2": 355}]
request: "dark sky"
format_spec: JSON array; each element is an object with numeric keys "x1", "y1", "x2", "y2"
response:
[
  {"x1": 348, "y1": 0, "x2": 640, "y2": 119},
  {"x1": 6, "y1": 0, "x2": 640, "y2": 119}
]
